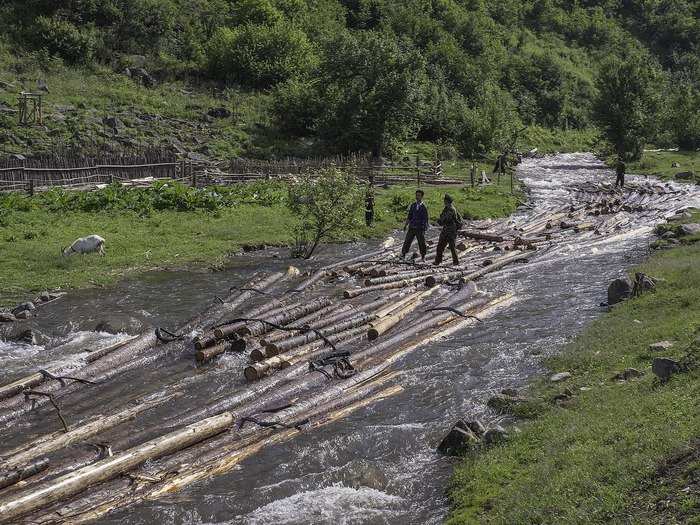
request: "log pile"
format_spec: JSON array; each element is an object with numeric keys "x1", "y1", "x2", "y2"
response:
[{"x1": 0, "y1": 175, "x2": 695, "y2": 523}]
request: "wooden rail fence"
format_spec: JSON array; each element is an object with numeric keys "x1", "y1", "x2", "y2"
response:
[{"x1": 0, "y1": 152, "x2": 462, "y2": 194}]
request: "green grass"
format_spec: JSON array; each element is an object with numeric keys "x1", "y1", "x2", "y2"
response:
[
  {"x1": 626, "y1": 150, "x2": 700, "y2": 181},
  {"x1": 520, "y1": 125, "x2": 601, "y2": 154},
  {"x1": 0, "y1": 179, "x2": 520, "y2": 304},
  {"x1": 448, "y1": 212, "x2": 700, "y2": 525}
]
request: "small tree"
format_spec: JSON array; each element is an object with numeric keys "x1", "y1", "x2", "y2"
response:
[
  {"x1": 287, "y1": 168, "x2": 364, "y2": 259},
  {"x1": 592, "y1": 52, "x2": 663, "y2": 161}
]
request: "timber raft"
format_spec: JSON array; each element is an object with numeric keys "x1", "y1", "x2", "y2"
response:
[{"x1": 0, "y1": 176, "x2": 696, "y2": 523}]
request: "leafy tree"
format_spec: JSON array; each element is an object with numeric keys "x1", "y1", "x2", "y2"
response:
[
  {"x1": 206, "y1": 22, "x2": 317, "y2": 87},
  {"x1": 312, "y1": 30, "x2": 427, "y2": 156},
  {"x1": 287, "y1": 168, "x2": 365, "y2": 258},
  {"x1": 592, "y1": 52, "x2": 663, "y2": 160},
  {"x1": 33, "y1": 16, "x2": 98, "y2": 64}
]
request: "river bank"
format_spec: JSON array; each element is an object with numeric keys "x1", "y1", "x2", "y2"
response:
[
  {"x1": 0, "y1": 179, "x2": 520, "y2": 304},
  {"x1": 448, "y1": 210, "x2": 700, "y2": 524}
]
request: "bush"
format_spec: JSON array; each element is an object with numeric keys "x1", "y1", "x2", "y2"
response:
[
  {"x1": 33, "y1": 16, "x2": 98, "y2": 64},
  {"x1": 206, "y1": 22, "x2": 317, "y2": 87}
]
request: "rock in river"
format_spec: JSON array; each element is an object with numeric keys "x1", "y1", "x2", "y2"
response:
[
  {"x1": 608, "y1": 275, "x2": 633, "y2": 305},
  {"x1": 437, "y1": 420, "x2": 480, "y2": 456}
]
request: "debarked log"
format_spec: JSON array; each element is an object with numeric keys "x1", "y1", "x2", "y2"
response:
[
  {"x1": 0, "y1": 413, "x2": 235, "y2": 523},
  {"x1": 425, "y1": 251, "x2": 529, "y2": 287},
  {"x1": 0, "y1": 459, "x2": 50, "y2": 491}
]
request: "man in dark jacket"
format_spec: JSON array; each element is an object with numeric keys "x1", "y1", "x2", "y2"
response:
[
  {"x1": 434, "y1": 194, "x2": 462, "y2": 266},
  {"x1": 615, "y1": 158, "x2": 626, "y2": 188},
  {"x1": 401, "y1": 190, "x2": 428, "y2": 261}
]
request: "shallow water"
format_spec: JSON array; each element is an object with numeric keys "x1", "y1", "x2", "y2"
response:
[{"x1": 1, "y1": 153, "x2": 698, "y2": 524}]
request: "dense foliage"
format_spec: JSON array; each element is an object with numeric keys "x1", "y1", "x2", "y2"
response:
[
  {"x1": 2, "y1": 1, "x2": 698, "y2": 156},
  {"x1": 0, "y1": 181, "x2": 287, "y2": 217}
]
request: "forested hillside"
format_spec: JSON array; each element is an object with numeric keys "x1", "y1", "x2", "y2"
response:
[{"x1": 0, "y1": 0, "x2": 698, "y2": 159}]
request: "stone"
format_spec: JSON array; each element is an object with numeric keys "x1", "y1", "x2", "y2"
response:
[
  {"x1": 661, "y1": 231, "x2": 677, "y2": 239},
  {"x1": 124, "y1": 54, "x2": 147, "y2": 68},
  {"x1": 608, "y1": 276, "x2": 633, "y2": 305},
  {"x1": 286, "y1": 265, "x2": 301, "y2": 277},
  {"x1": 437, "y1": 420, "x2": 480, "y2": 456},
  {"x1": 38, "y1": 291, "x2": 51, "y2": 302},
  {"x1": 130, "y1": 68, "x2": 156, "y2": 87},
  {"x1": 674, "y1": 171, "x2": 695, "y2": 181},
  {"x1": 483, "y1": 426, "x2": 509, "y2": 445},
  {"x1": 612, "y1": 368, "x2": 644, "y2": 381},
  {"x1": 672, "y1": 162, "x2": 680, "y2": 168},
  {"x1": 550, "y1": 372, "x2": 572, "y2": 382},
  {"x1": 501, "y1": 388, "x2": 519, "y2": 397},
  {"x1": 207, "y1": 107, "x2": 231, "y2": 119},
  {"x1": 679, "y1": 223, "x2": 700, "y2": 236},
  {"x1": 14, "y1": 329, "x2": 38, "y2": 345},
  {"x1": 464, "y1": 419, "x2": 486, "y2": 437},
  {"x1": 0, "y1": 312, "x2": 16, "y2": 322},
  {"x1": 487, "y1": 394, "x2": 530, "y2": 413},
  {"x1": 102, "y1": 116, "x2": 123, "y2": 131},
  {"x1": 652, "y1": 357, "x2": 681, "y2": 382},
  {"x1": 11, "y1": 302, "x2": 35, "y2": 316},
  {"x1": 649, "y1": 340, "x2": 674, "y2": 352}
]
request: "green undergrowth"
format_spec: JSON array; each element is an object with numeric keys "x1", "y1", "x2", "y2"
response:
[
  {"x1": 0, "y1": 179, "x2": 520, "y2": 303},
  {"x1": 448, "y1": 211, "x2": 700, "y2": 525}
]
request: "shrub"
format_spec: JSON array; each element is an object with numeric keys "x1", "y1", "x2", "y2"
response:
[
  {"x1": 206, "y1": 22, "x2": 317, "y2": 87},
  {"x1": 33, "y1": 16, "x2": 98, "y2": 64}
]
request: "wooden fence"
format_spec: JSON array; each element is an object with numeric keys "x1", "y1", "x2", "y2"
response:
[{"x1": 0, "y1": 151, "x2": 463, "y2": 194}]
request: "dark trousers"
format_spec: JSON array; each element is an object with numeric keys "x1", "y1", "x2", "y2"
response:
[
  {"x1": 402, "y1": 227, "x2": 427, "y2": 258},
  {"x1": 365, "y1": 210, "x2": 374, "y2": 226},
  {"x1": 434, "y1": 231, "x2": 459, "y2": 265},
  {"x1": 615, "y1": 173, "x2": 625, "y2": 187}
]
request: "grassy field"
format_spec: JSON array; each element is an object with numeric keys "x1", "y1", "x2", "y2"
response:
[
  {"x1": 448, "y1": 212, "x2": 700, "y2": 524},
  {"x1": 0, "y1": 179, "x2": 520, "y2": 304},
  {"x1": 628, "y1": 150, "x2": 700, "y2": 181}
]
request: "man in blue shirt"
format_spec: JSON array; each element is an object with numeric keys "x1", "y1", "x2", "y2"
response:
[{"x1": 400, "y1": 189, "x2": 429, "y2": 262}]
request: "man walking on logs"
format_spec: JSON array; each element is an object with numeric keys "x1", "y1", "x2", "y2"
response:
[
  {"x1": 615, "y1": 157, "x2": 626, "y2": 188},
  {"x1": 400, "y1": 189, "x2": 429, "y2": 262},
  {"x1": 434, "y1": 194, "x2": 462, "y2": 266}
]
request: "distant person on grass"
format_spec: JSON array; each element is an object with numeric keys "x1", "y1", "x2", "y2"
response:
[
  {"x1": 400, "y1": 190, "x2": 428, "y2": 262},
  {"x1": 434, "y1": 194, "x2": 462, "y2": 266},
  {"x1": 615, "y1": 158, "x2": 626, "y2": 188}
]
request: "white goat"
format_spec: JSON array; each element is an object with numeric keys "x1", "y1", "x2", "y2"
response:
[{"x1": 62, "y1": 235, "x2": 106, "y2": 257}]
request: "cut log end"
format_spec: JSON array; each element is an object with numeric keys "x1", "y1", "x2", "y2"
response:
[{"x1": 367, "y1": 328, "x2": 380, "y2": 341}]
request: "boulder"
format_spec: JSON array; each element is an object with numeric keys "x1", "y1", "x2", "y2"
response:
[
  {"x1": 0, "y1": 312, "x2": 16, "y2": 323},
  {"x1": 11, "y1": 302, "x2": 35, "y2": 316},
  {"x1": 649, "y1": 340, "x2": 674, "y2": 352},
  {"x1": 549, "y1": 372, "x2": 572, "y2": 382},
  {"x1": 661, "y1": 231, "x2": 677, "y2": 239},
  {"x1": 13, "y1": 329, "x2": 38, "y2": 345},
  {"x1": 674, "y1": 171, "x2": 695, "y2": 181},
  {"x1": 483, "y1": 426, "x2": 509, "y2": 445},
  {"x1": 131, "y1": 68, "x2": 156, "y2": 87},
  {"x1": 487, "y1": 393, "x2": 530, "y2": 413},
  {"x1": 15, "y1": 310, "x2": 32, "y2": 320},
  {"x1": 612, "y1": 368, "x2": 644, "y2": 381},
  {"x1": 464, "y1": 419, "x2": 486, "y2": 437},
  {"x1": 679, "y1": 223, "x2": 700, "y2": 236},
  {"x1": 608, "y1": 276, "x2": 633, "y2": 305},
  {"x1": 286, "y1": 265, "x2": 301, "y2": 277},
  {"x1": 437, "y1": 420, "x2": 480, "y2": 456},
  {"x1": 207, "y1": 107, "x2": 231, "y2": 119},
  {"x1": 652, "y1": 357, "x2": 681, "y2": 382},
  {"x1": 102, "y1": 116, "x2": 123, "y2": 132}
]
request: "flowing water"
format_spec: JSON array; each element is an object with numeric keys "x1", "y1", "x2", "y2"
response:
[{"x1": 1, "y1": 153, "x2": 698, "y2": 524}]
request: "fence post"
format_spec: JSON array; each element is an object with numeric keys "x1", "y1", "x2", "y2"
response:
[
  {"x1": 470, "y1": 163, "x2": 475, "y2": 188},
  {"x1": 417, "y1": 169, "x2": 421, "y2": 188},
  {"x1": 190, "y1": 162, "x2": 197, "y2": 187},
  {"x1": 27, "y1": 178, "x2": 34, "y2": 197}
]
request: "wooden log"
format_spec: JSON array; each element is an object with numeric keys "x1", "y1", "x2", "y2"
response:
[
  {"x1": 235, "y1": 297, "x2": 333, "y2": 337},
  {"x1": 261, "y1": 312, "x2": 376, "y2": 358},
  {"x1": 261, "y1": 304, "x2": 352, "y2": 345},
  {"x1": 460, "y1": 230, "x2": 504, "y2": 242},
  {"x1": 0, "y1": 413, "x2": 235, "y2": 522},
  {"x1": 425, "y1": 251, "x2": 529, "y2": 287},
  {"x1": 0, "y1": 459, "x2": 50, "y2": 491},
  {"x1": 0, "y1": 393, "x2": 177, "y2": 472},
  {"x1": 343, "y1": 276, "x2": 426, "y2": 299},
  {"x1": 367, "y1": 287, "x2": 441, "y2": 340},
  {"x1": 211, "y1": 302, "x2": 293, "y2": 341},
  {"x1": 195, "y1": 341, "x2": 234, "y2": 363}
]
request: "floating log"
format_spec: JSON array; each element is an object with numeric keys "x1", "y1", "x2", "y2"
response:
[
  {"x1": 460, "y1": 230, "x2": 504, "y2": 242},
  {"x1": 367, "y1": 288, "x2": 440, "y2": 341},
  {"x1": 425, "y1": 251, "x2": 529, "y2": 287},
  {"x1": 195, "y1": 341, "x2": 234, "y2": 363},
  {"x1": 261, "y1": 304, "x2": 353, "y2": 345},
  {"x1": 0, "y1": 413, "x2": 235, "y2": 522},
  {"x1": 261, "y1": 312, "x2": 376, "y2": 358},
  {"x1": 343, "y1": 276, "x2": 426, "y2": 299},
  {"x1": 234, "y1": 297, "x2": 334, "y2": 337},
  {"x1": 0, "y1": 459, "x2": 50, "y2": 491}
]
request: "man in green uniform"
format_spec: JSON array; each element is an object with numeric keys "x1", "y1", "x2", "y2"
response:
[{"x1": 434, "y1": 194, "x2": 462, "y2": 266}]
